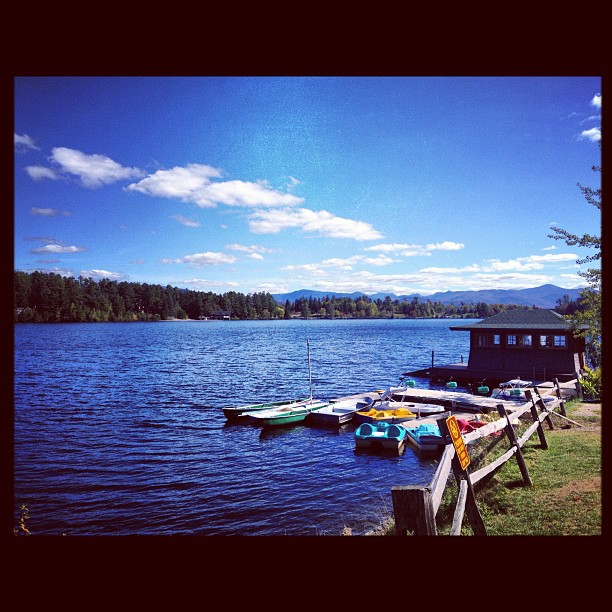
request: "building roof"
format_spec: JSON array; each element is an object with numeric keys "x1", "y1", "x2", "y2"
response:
[{"x1": 449, "y1": 308, "x2": 587, "y2": 331}]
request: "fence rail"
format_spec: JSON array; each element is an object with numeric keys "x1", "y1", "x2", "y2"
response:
[{"x1": 391, "y1": 383, "x2": 569, "y2": 536}]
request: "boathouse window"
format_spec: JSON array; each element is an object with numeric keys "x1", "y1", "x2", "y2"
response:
[
  {"x1": 518, "y1": 334, "x2": 532, "y2": 347},
  {"x1": 477, "y1": 334, "x2": 488, "y2": 347},
  {"x1": 507, "y1": 334, "x2": 517, "y2": 346},
  {"x1": 539, "y1": 335, "x2": 567, "y2": 349},
  {"x1": 554, "y1": 335, "x2": 566, "y2": 348},
  {"x1": 493, "y1": 334, "x2": 501, "y2": 346}
]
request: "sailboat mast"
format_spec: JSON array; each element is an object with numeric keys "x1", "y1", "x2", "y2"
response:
[{"x1": 307, "y1": 338, "x2": 313, "y2": 402}]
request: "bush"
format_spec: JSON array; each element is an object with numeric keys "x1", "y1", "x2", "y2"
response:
[{"x1": 580, "y1": 366, "x2": 602, "y2": 401}]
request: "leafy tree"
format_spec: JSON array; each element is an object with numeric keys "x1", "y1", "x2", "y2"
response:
[{"x1": 548, "y1": 148, "x2": 601, "y2": 368}]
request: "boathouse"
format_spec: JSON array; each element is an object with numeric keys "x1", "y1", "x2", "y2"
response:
[
  {"x1": 211, "y1": 310, "x2": 231, "y2": 320},
  {"x1": 407, "y1": 309, "x2": 587, "y2": 385}
]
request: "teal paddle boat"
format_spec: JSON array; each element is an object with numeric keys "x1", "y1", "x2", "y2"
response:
[
  {"x1": 404, "y1": 422, "x2": 445, "y2": 453},
  {"x1": 355, "y1": 421, "x2": 406, "y2": 451}
]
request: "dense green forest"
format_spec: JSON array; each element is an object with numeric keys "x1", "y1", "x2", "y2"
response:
[{"x1": 13, "y1": 271, "x2": 576, "y2": 323}]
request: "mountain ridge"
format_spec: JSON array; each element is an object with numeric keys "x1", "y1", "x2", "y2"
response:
[{"x1": 272, "y1": 284, "x2": 584, "y2": 309}]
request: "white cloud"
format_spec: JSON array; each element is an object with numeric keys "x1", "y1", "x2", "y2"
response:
[
  {"x1": 225, "y1": 243, "x2": 275, "y2": 254},
  {"x1": 249, "y1": 253, "x2": 264, "y2": 260},
  {"x1": 26, "y1": 166, "x2": 60, "y2": 181},
  {"x1": 15, "y1": 133, "x2": 40, "y2": 151},
  {"x1": 127, "y1": 164, "x2": 303, "y2": 209},
  {"x1": 160, "y1": 252, "x2": 237, "y2": 266},
  {"x1": 31, "y1": 243, "x2": 85, "y2": 254},
  {"x1": 248, "y1": 207, "x2": 383, "y2": 240},
  {"x1": 542, "y1": 245, "x2": 557, "y2": 251},
  {"x1": 591, "y1": 93, "x2": 602, "y2": 109},
  {"x1": 579, "y1": 127, "x2": 601, "y2": 142},
  {"x1": 49, "y1": 147, "x2": 145, "y2": 188},
  {"x1": 426, "y1": 241, "x2": 464, "y2": 251},
  {"x1": 31, "y1": 207, "x2": 71, "y2": 217},
  {"x1": 484, "y1": 253, "x2": 577, "y2": 272},
  {"x1": 79, "y1": 269, "x2": 127, "y2": 281},
  {"x1": 181, "y1": 278, "x2": 241, "y2": 289},
  {"x1": 286, "y1": 176, "x2": 301, "y2": 190},
  {"x1": 127, "y1": 164, "x2": 221, "y2": 204},
  {"x1": 283, "y1": 254, "x2": 396, "y2": 273},
  {"x1": 365, "y1": 241, "x2": 464, "y2": 256},
  {"x1": 171, "y1": 214, "x2": 201, "y2": 228}
]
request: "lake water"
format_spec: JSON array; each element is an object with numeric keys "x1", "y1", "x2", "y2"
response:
[{"x1": 13, "y1": 318, "x2": 476, "y2": 536}]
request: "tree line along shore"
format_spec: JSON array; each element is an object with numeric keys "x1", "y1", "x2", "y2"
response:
[{"x1": 13, "y1": 271, "x2": 584, "y2": 324}]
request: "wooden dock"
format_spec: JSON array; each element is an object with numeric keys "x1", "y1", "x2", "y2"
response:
[{"x1": 334, "y1": 379, "x2": 578, "y2": 416}]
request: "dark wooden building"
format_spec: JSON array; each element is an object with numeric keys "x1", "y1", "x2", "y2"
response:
[
  {"x1": 448, "y1": 309, "x2": 587, "y2": 383},
  {"x1": 405, "y1": 309, "x2": 587, "y2": 385}
]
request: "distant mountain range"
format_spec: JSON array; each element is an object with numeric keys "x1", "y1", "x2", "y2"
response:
[{"x1": 272, "y1": 284, "x2": 584, "y2": 309}]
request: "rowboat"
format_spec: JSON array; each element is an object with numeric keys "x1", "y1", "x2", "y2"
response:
[
  {"x1": 404, "y1": 422, "x2": 445, "y2": 453},
  {"x1": 308, "y1": 397, "x2": 372, "y2": 426},
  {"x1": 354, "y1": 406, "x2": 417, "y2": 424},
  {"x1": 355, "y1": 421, "x2": 406, "y2": 451},
  {"x1": 222, "y1": 398, "x2": 310, "y2": 421},
  {"x1": 245, "y1": 399, "x2": 329, "y2": 427}
]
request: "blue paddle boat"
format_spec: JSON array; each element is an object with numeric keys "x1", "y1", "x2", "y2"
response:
[
  {"x1": 355, "y1": 421, "x2": 406, "y2": 451},
  {"x1": 405, "y1": 422, "x2": 445, "y2": 453}
]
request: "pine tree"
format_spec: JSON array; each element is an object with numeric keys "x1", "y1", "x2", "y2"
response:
[{"x1": 548, "y1": 146, "x2": 601, "y2": 368}]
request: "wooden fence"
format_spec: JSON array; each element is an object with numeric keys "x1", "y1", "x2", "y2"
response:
[{"x1": 391, "y1": 381, "x2": 576, "y2": 536}]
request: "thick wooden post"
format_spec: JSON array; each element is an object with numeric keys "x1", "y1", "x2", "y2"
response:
[
  {"x1": 391, "y1": 486, "x2": 437, "y2": 535},
  {"x1": 496, "y1": 404, "x2": 532, "y2": 486},
  {"x1": 524, "y1": 390, "x2": 548, "y2": 449},
  {"x1": 554, "y1": 378, "x2": 567, "y2": 416},
  {"x1": 437, "y1": 418, "x2": 487, "y2": 535}
]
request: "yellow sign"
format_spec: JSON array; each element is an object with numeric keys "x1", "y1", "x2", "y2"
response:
[{"x1": 446, "y1": 415, "x2": 470, "y2": 470}]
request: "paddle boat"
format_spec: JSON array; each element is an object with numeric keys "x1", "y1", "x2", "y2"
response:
[
  {"x1": 355, "y1": 421, "x2": 406, "y2": 451},
  {"x1": 245, "y1": 399, "x2": 330, "y2": 428},
  {"x1": 491, "y1": 378, "x2": 533, "y2": 400},
  {"x1": 354, "y1": 406, "x2": 417, "y2": 424},
  {"x1": 308, "y1": 397, "x2": 372, "y2": 426},
  {"x1": 222, "y1": 398, "x2": 310, "y2": 421},
  {"x1": 404, "y1": 422, "x2": 445, "y2": 453}
]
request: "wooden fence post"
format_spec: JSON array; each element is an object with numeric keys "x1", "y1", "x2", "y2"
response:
[
  {"x1": 574, "y1": 370, "x2": 583, "y2": 400},
  {"x1": 534, "y1": 388, "x2": 554, "y2": 430},
  {"x1": 437, "y1": 418, "x2": 487, "y2": 536},
  {"x1": 554, "y1": 378, "x2": 567, "y2": 416},
  {"x1": 496, "y1": 404, "x2": 532, "y2": 486},
  {"x1": 391, "y1": 486, "x2": 437, "y2": 535},
  {"x1": 524, "y1": 390, "x2": 548, "y2": 450}
]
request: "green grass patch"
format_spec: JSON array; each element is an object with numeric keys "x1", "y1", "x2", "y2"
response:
[{"x1": 381, "y1": 399, "x2": 602, "y2": 536}]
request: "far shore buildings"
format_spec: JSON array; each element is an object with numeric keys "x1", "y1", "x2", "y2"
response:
[{"x1": 405, "y1": 309, "x2": 587, "y2": 385}]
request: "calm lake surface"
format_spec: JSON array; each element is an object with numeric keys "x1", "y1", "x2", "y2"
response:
[{"x1": 13, "y1": 318, "x2": 476, "y2": 536}]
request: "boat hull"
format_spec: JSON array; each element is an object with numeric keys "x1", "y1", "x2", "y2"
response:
[
  {"x1": 308, "y1": 398, "x2": 370, "y2": 426},
  {"x1": 246, "y1": 401, "x2": 329, "y2": 427},
  {"x1": 223, "y1": 398, "x2": 309, "y2": 420}
]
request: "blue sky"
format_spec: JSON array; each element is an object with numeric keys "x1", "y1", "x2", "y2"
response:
[{"x1": 14, "y1": 76, "x2": 601, "y2": 297}]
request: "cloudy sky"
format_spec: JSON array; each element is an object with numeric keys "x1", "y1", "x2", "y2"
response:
[{"x1": 14, "y1": 76, "x2": 601, "y2": 296}]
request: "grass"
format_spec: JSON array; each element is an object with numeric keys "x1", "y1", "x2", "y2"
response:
[{"x1": 376, "y1": 398, "x2": 602, "y2": 536}]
